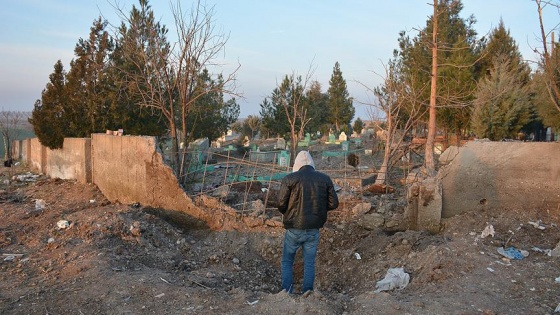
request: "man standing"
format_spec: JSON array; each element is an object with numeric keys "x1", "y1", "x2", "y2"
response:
[{"x1": 277, "y1": 150, "x2": 339, "y2": 294}]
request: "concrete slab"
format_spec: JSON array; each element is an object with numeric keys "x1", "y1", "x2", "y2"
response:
[{"x1": 439, "y1": 141, "x2": 560, "y2": 218}]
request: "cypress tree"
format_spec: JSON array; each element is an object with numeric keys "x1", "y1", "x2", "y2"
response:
[{"x1": 327, "y1": 62, "x2": 354, "y2": 132}]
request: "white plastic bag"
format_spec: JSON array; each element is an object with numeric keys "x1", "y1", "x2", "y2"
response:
[{"x1": 374, "y1": 267, "x2": 410, "y2": 292}]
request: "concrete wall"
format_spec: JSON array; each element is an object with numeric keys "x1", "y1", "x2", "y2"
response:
[
  {"x1": 11, "y1": 140, "x2": 22, "y2": 160},
  {"x1": 22, "y1": 139, "x2": 30, "y2": 164},
  {"x1": 46, "y1": 138, "x2": 91, "y2": 184},
  {"x1": 29, "y1": 138, "x2": 46, "y2": 173},
  {"x1": 90, "y1": 134, "x2": 232, "y2": 229},
  {"x1": 440, "y1": 141, "x2": 560, "y2": 218}
]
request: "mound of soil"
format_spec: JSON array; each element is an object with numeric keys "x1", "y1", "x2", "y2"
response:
[{"x1": 1, "y1": 167, "x2": 560, "y2": 314}]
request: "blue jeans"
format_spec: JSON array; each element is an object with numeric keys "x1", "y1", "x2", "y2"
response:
[{"x1": 281, "y1": 228, "x2": 320, "y2": 293}]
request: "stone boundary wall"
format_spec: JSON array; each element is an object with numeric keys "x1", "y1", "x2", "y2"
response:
[
  {"x1": 29, "y1": 138, "x2": 46, "y2": 173},
  {"x1": 45, "y1": 138, "x2": 92, "y2": 184},
  {"x1": 13, "y1": 134, "x2": 237, "y2": 230},
  {"x1": 90, "y1": 134, "x2": 188, "y2": 207},
  {"x1": 89, "y1": 134, "x2": 234, "y2": 229}
]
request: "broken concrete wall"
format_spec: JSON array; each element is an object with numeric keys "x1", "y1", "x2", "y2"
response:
[
  {"x1": 90, "y1": 134, "x2": 235, "y2": 229},
  {"x1": 46, "y1": 138, "x2": 91, "y2": 184},
  {"x1": 405, "y1": 177, "x2": 442, "y2": 232},
  {"x1": 440, "y1": 141, "x2": 560, "y2": 218}
]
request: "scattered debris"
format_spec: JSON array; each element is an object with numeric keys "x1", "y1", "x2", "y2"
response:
[
  {"x1": 550, "y1": 241, "x2": 560, "y2": 257},
  {"x1": 35, "y1": 199, "x2": 46, "y2": 210},
  {"x1": 480, "y1": 224, "x2": 495, "y2": 238},
  {"x1": 57, "y1": 220, "x2": 70, "y2": 229},
  {"x1": 364, "y1": 184, "x2": 395, "y2": 194},
  {"x1": 374, "y1": 267, "x2": 410, "y2": 292},
  {"x1": 497, "y1": 247, "x2": 527, "y2": 260},
  {"x1": 528, "y1": 221, "x2": 546, "y2": 230},
  {"x1": 531, "y1": 247, "x2": 552, "y2": 255},
  {"x1": 246, "y1": 300, "x2": 259, "y2": 306},
  {"x1": 354, "y1": 253, "x2": 362, "y2": 260},
  {"x1": 14, "y1": 172, "x2": 40, "y2": 182}
]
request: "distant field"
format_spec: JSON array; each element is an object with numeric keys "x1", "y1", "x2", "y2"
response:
[
  {"x1": 0, "y1": 129, "x2": 35, "y2": 160},
  {"x1": 0, "y1": 112, "x2": 34, "y2": 160}
]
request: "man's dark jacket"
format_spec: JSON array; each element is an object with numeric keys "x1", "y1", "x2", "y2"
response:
[{"x1": 277, "y1": 165, "x2": 339, "y2": 229}]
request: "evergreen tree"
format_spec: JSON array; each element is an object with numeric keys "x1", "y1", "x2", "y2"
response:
[
  {"x1": 532, "y1": 52, "x2": 560, "y2": 132},
  {"x1": 471, "y1": 55, "x2": 531, "y2": 140},
  {"x1": 476, "y1": 19, "x2": 530, "y2": 82},
  {"x1": 29, "y1": 60, "x2": 68, "y2": 149},
  {"x1": 327, "y1": 62, "x2": 354, "y2": 131},
  {"x1": 353, "y1": 117, "x2": 364, "y2": 135},
  {"x1": 109, "y1": 0, "x2": 168, "y2": 137},
  {"x1": 65, "y1": 17, "x2": 114, "y2": 137},
  {"x1": 260, "y1": 74, "x2": 310, "y2": 159},
  {"x1": 472, "y1": 20, "x2": 536, "y2": 139},
  {"x1": 305, "y1": 80, "x2": 329, "y2": 134},
  {"x1": 259, "y1": 97, "x2": 281, "y2": 138},
  {"x1": 397, "y1": 0, "x2": 478, "y2": 138},
  {"x1": 260, "y1": 75, "x2": 306, "y2": 139},
  {"x1": 186, "y1": 70, "x2": 240, "y2": 142}
]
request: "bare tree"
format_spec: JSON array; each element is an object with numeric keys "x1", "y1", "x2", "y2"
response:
[
  {"x1": 170, "y1": 1, "x2": 240, "y2": 177},
  {"x1": 0, "y1": 111, "x2": 24, "y2": 161},
  {"x1": 360, "y1": 63, "x2": 428, "y2": 185},
  {"x1": 276, "y1": 66, "x2": 315, "y2": 162},
  {"x1": 115, "y1": 0, "x2": 240, "y2": 177},
  {"x1": 534, "y1": 0, "x2": 560, "y2": 113}
]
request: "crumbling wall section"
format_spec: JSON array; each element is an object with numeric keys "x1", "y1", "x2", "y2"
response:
[
  {"x1": 91, "y1": 134, "x2": 235, "y2": 229},
  {"x1": 46, "y1": 138, "x2": 91, "y2": 184}
]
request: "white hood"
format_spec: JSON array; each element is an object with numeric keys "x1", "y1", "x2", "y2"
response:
[{"x1": 292, "y1": 151, "x2": 315, "y2": 172}]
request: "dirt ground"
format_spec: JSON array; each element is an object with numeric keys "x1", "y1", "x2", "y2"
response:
[{"x1": 1, "y1": 147, "x2": 560, "y2": 314}]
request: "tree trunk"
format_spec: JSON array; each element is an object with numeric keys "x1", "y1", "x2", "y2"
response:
[
  {"x1": 2, "y1": 134, "x2": 8, "y2": 160},
  {"x1": 425, "y1": 0, "x2": 438, "y2": 177},
  {"x1": 375, "y1": 110, "x2": 393, "y2": 185}
]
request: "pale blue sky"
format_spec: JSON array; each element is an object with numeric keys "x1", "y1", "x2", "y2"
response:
[{"x1": 0, "y1": 0, "x2": 556, "y2": 120}]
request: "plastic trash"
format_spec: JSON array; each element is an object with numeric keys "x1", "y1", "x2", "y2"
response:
[
  {"x1": 480, "y1": 224, "x2": 495, "y2": 238},
  {"x1": 354, "y1": 253, "x2": 361, "y2": 260},
  {"x1": 497, "y1": 247, "x2": 525, "y2": 260},
  {"x1": 374, "y1": 267, "x2": 410, "y2": 292},
  {"x1": 35, "y1": 199, "x2": 46, "y2": 210},
  {"x1": 57, "y1": 220, "x2": 70, "y2": 229},
  {"x1": 528, "y1": 221, "x2": 546, "y2": 230},
  {"x1": 550, "y1": 241, "x2": 560, "y2": 257}
]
